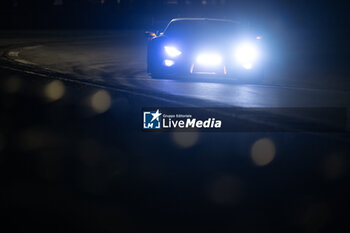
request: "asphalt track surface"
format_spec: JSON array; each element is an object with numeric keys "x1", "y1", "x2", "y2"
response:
[{"x1": 2, "y1": 30, "x2": 350, "y2": 108}]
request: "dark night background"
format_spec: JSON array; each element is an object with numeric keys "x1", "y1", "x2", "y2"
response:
[{"x1": 1, "y1": 0, "x2": 350, "y2": 30}]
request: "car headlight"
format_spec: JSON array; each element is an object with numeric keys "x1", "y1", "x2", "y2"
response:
[
  {"x1": 196, "y1": 53, "x2": 222, "y2": 66},
  {"x1": 164, "y1": 59, "x2": 175, "y2": 67},
  {"x1": 164, "y1": 46, "x2": 182, "y2": 58},
  {"x1": 235, "y1": 43, "x2": 259, "y2": 69}
]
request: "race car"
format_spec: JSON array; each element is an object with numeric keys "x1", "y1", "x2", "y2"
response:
[{"x1": 146, "y1": 18, "x2": 265, "y2": 82}]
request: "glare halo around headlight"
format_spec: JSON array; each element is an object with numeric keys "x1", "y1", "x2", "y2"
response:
[
  {"x1": 235, "y1": 43, "x2": 259, "y2": 69},
  {"x1": 164, "y1": 46, "x2": 182, "y2": 58},
  {"x1": 196, "y1": 53, "x2": 222, "y2": 66}
]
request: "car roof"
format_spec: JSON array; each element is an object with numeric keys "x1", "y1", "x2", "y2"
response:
[{"x1": 170, "y1": 18, "x2": 240, "y2": 24}]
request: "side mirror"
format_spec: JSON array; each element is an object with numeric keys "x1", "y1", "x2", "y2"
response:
[{"x1": 145, "y1": 31, "x2": 157, "y2": 39}]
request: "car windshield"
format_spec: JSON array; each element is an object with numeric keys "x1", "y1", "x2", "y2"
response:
[{"x1": 164, "y1": 20, "x2": 240, "y2": 37}]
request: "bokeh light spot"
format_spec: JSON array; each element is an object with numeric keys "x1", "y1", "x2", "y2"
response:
[
  {"x1": 323, "y1": 154, "x2": 346, "y2": 181},
  {"x1": 90, "y1": 90, "x2": 111, "y2": 114},
  {"x1": 210, "y1": 175, "x2": 241, "y2": 205},
  {"x1": 251, "y1": 138, "x2": 276, "y2": 166},
  {"x1": 78, "y1": 139, "x2": 102, "y2": 167},
  {"x1": 44, "y1": 80, "x2": 65, "y2": 101},
  {"x1": 5, "y1": 76, "x2": 21, "y2": 93},
  {"x1": 20, "y1": 127, "x2": 60, "y2": 151},
  {"x1": 172, "y1": 132, "x2": 199, "y2": 148}
]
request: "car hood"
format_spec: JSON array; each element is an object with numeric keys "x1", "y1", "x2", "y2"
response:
[{"x1": 160, "y1": 34, "x2": 247, "y2": 53}]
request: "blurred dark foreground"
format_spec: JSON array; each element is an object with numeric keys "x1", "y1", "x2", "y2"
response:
[{"x1": 1, "y1": 68, "x2": 350, "y2": 233}]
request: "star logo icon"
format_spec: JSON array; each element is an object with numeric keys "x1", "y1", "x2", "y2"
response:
[
  {"x1": 151, "y1": 109, "x2": 162, "y2": 122},
  {"x1": 143, "y1": 109, "x2": 162, "y2": 129}
]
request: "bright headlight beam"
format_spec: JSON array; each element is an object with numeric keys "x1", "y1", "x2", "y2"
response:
[
  {"x1": 164, "y1": 46, "x2": 182, "y2": 58},
  {"x1": 196, "y1": 53, "x2": 222, "y2": 66},
  {"x1": 235, "y1": 43, "x2": 259, "y2": 69}
]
